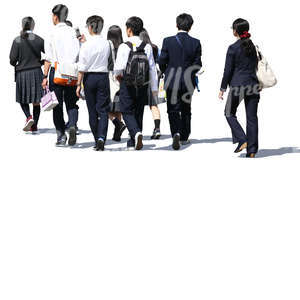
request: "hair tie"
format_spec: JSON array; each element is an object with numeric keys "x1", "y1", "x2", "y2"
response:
[{"x1": 240, "y1": 31, "x2": 251, "y2": 39}]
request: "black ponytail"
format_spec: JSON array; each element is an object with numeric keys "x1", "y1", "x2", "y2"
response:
[
  {"x1": 20, "y1": 17, "x2": 35, "y2": 39},
  {"x1": 232, "y1": 18, "x2": 256, "y2": 58}
]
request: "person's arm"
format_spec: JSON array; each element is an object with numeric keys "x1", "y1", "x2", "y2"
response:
[
  {"x1": 9, "y1": 39, "x2": 19, "y2": 67},
  {"x1": 76, "y1": 72, "x2": 84, "y2": 98},
  {"x1": 192, "y1": 40, "x2": 202, "y2": 72},
  {"x1": 220, "y1": 45, "x2": 235, "y2": 94},
  {"x1": 158, "y1": 38, "x2": 169, "y2": 74},
  {"x1": 42, "y1": 37, "x2": 54, "y2": 89},
  {"x1": 146, "y1": 45, "x2": 158, "y2": 93},
  {"x1": 114, "y1": 43, "x2": 130, "y2": 80}
]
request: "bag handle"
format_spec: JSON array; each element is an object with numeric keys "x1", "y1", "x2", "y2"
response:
[
  {"x1": 176, "y1": 35, "x2": 185, "y2": 61},
  {"x1": 24, "y1": 37, "x2": 43, "y2": 65},
  {"x1": 255, "y1": 45, "x2": 263, "y2": 61}
]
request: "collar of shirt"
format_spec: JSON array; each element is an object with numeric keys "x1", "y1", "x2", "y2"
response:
[
  {"x1": 178, "y1": 30, "x2": 188, "y2": 34},
  {"x1": 127, "y1": 35, "x2": 142, "y2": 47},
  {"x1": 56, "y1": 22, "x2": 67, "y2": 28}
]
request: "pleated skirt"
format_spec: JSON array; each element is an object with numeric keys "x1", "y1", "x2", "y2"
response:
[{"x1": 16, "y1": 68, "x2": 43, "y2": 104}]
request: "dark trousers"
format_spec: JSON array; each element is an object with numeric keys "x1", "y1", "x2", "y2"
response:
[
  {"x1": 49, "y1": 68, "x2": 78, "y2": 134},
  {"x1": 83, "y1": 72, "x2": 110, "y2": 141},
  {"x1": 119, "y1": 81, "x2": 147, "y2": 140},
  {"x1": 166, "y1": 89, "x2": 192, "y2": 141},
  {"x1": 225, "y1": 87, "x2": 260, "y2": 154}
]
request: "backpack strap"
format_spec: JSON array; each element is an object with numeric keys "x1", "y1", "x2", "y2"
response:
[
  {"x1": 125, "y1": 42, "x2": 133, "y2": 51},
  {"x1": 136, "y1": 41, "x2": 147, "y2": 52}
]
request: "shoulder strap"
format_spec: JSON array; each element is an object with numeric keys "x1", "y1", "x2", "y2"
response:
[
  {"x1": 125, "y1": 42, "x2": 133, "y2": 51},
  {"x1": 255, "y1": 45, "x2": 262, "y2": 61},
  {"x1": 24, "y1": 37, "x2": 41, "y2": 60},
  {"x1": 175, "y1": 35, "x2": 186, "y2": 60},
  {"x1": 136, "y1": 41, "x2": 147, "y2": 52},
  {"x1": 108, "y1": 40, "x2": 116, "y2": 65}
]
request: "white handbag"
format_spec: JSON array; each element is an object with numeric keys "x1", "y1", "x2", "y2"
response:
[
  {"x1": 52, "y1": 39, "x2": 78, "y2": 86},
  {"x1": 256, "y1": 46, "x2": 277, "y2": 89}
]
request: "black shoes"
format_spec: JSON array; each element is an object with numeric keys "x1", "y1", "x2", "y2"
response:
[
  {"x1": 151, "y1": 128, "x2": 161, "y2": 140},
  {"x1": 113, "y1": 123, "x2": 127, "y2": 142},
  {"x1": 95, "y1": 138, "x2": 105, "y2": 151},
  {"x1": 135, "y1": 132, "x2": 143, "y2": 150},
  {"x1": 172, "y1": 133, "x2": 181, "y2": 150},
  {"x1": 246, "y1": 153, "x2": 256, "y2": 158},
  {"x1": 68, "y1": 127, "x2": 77, "y2": 146},
  {"x1": 234, "y1": 142, "x2": 247, "y2": 153}
]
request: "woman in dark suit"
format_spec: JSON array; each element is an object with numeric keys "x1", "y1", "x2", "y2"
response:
[
  {"x1": 219, "y1": 18, "x2": 260, "y2": 158},
  {"x1": 9, "y1": 17, "x2": 44, "y2": 133}
]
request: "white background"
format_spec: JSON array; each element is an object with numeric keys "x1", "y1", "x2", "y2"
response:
[{"x1": 1, "y1": 0, "x2": 300, "y2": 299}]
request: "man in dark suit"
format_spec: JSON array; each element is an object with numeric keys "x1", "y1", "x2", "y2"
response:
[{"x1": 159, "y1": 13, "x2": 202, "y2": 150}]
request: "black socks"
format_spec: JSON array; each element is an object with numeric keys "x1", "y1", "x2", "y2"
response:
[
  {"x1": 20, "y1": 103, "x2": 31, "y2": 119},
  {"x1": 33, "y1": 105, "x2": 41, "y2": 126},
  {"x1": 154, "y1": 119, "x2": 161, "y2": 130},
  {"x1": 112, "y1": 117, "x2": 123, "y2": 129}
]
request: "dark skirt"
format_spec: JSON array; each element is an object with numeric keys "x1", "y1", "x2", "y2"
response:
[
  {"x1": 147, "y1": 87, "x2": 166, "y2": 106},
  {"x1": 110, "y1": 90, "x2": 121, "y2": 113},
  {"x1": 16, "y1": 68, "x2": 43, "y2": 104}
]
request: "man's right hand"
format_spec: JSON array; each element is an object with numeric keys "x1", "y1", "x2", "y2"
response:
[{"x1": 42, "y1": 78, "x2": 48, "y2": 90}]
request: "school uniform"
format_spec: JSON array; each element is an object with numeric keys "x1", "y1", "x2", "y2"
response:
[
  {"x1": 221, "y1": 39, "x2": 260, "y2": 155},
  {"x1": 114, "y1": 36, "x2": 158, "y2": 143},
  {"x1": 10, "y1": 33, "x2": 44, "y2": 104},
  {"x1": 159, "y1": 31, "x2": 202, "y2": 142},
  {"x1": 78, "y1": 35, "x2": 111, "y2": 142},
  {"x1": 45, "y1": 22, "x2": 80, "y2": 135}
]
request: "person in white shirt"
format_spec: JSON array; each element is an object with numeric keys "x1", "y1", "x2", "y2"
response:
[
  {"x1": 114, "y1": 16, "x2": 158, "y2": 150},
  {"x1": 76, "y1": 15, "x2": 111, "y2": 151},
  {"x1": 42, "y1": 4, "x2": 80, "y2": 147}
]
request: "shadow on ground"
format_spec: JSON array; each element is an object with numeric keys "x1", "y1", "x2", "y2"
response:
[{"x1": 240, "y1": 147, "x2": 300, "y2": 158}]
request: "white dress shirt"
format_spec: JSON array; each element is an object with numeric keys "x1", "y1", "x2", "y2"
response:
[
  {"x1": 78, "y1": 35, "x2": 110, "y2": 73},
  {"x1": 114, "y1": 36, "x2": 158, "y2": 92},
  {"x1": 45, "y1": 22, "x2": 80, "y2": 66}
]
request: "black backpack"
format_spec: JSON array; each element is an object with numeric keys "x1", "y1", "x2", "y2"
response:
[{"x1": 124, "y1": 41, "x2": 150, "y2": 88}]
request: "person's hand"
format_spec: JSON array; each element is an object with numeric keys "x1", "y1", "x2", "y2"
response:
[
  {"x1": 218, "y1": 90, "x2": 225, "y2": 100},
  {"x1": 79, "y1": 34, "x2": 86, "y2": 43},
  {"x1": 76, "y1": 85, "x2": 82, "y2": 98},
  {"x1": 116, "y1": 75, "x2": 122, "y2": 82},
  {"x1": 42, "y1": 78, "x2": 48, "y2": 90}
]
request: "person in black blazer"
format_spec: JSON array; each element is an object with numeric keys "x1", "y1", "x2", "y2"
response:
[
  {"x1": 219, "y1": 18, "x2": 260, "y2": 158},
  {"x1": 159, "y1": 13, "x2": 202, "y2": 150}
]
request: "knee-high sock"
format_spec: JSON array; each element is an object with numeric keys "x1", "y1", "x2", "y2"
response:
[
  {"x1": 20, "y1": 103, "x2": 31, "y2": 118},
  {"x1": 33, "y1": 105, "x2": 41, "y2": 126}
]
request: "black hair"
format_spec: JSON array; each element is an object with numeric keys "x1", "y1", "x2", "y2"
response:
[
  {"x1": 232, "y1": 18, "x2": 256, "y2": 57},
  {"x1": 126, "y1": 17, "x2": 143, "y2": 36},
  {"x1": 139, "y1": 28, "x2": 158, "y2": 60},
  {"x1": 20, "y1": 17, "x2": 35, "y2": 39},
  {"x1": 107, "y1": 25, "x2": 123, "y2": 49},
  {"x1": 86, "y1": 15, "x2": 104, "y2": 34},
  {"x1": 65, "y1": 20, "x2": 73, "y2": 27},
  {"x1": 176, "y1": 13, "x2": 194, "y2": 31},
  {"x1": 52, "y1": 4, "x2": 69, "y2": 22}
]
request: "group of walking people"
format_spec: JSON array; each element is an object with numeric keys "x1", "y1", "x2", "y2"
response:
[{"x1": 10, "y1": 4, "x2": 265, "y2": 157}]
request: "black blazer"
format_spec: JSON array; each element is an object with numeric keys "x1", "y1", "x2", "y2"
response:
[
  {"x1": 221, "y1": 39, "x2": 258, "y2": 90},
  {"x1": 159, "y1": 32, "x2": 202, "y2": 91}
]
